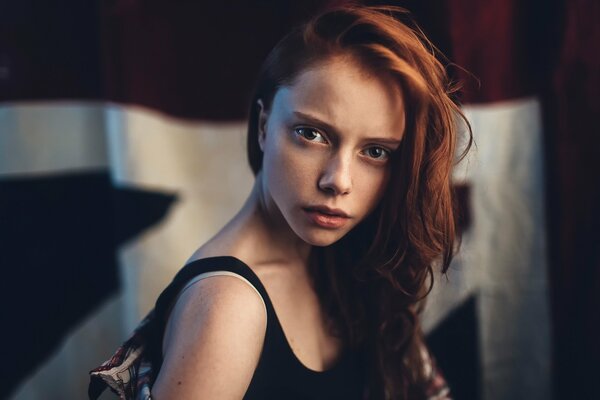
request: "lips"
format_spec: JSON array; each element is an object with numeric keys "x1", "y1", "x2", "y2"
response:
[
  {"x1": 302, "y1": 205, "x2": 351, "y2": 229},
  {"x1": 303, "y1": 205, "x2": 350, "y2": 218}
]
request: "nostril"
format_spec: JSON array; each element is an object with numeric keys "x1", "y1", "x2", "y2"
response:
[{"x1": 318, "y1": 157, "x2": 353, "y2": 195}]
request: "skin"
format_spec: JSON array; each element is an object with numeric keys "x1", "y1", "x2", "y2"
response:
[
  {"x1": 257, "y1": 55, "x2": 406, "y2": 249},
  {"x1": 152, "y1": 56, "x2": 406, "y2": 399}
]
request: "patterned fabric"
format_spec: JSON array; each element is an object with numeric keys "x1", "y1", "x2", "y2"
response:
[
  {"x1": 419, "y1": 343, "x2": 452, "y2": 400},
  {"x1": 88, "y1": 310, "x2": 156, "y2": 400}
]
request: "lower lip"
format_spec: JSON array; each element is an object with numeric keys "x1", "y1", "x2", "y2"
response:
[{"x1": 303, "y1": 209, "x2": 350, "y2": 229}]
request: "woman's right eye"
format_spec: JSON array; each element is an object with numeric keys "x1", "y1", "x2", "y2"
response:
[{"x1": 294, "y1": 127, "x2": 327, "y2": 143}]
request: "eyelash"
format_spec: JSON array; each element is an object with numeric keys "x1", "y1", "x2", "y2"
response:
[
  {"x1": 293, "y1": 126, "x2": 392, "y2": 162},
  {"x1": 294, "y1": 127, "x2": 327, "y2": 143}
]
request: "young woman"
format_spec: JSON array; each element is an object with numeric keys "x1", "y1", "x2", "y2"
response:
[{"x1": 89, "y1": 4, "x2": 472, "y2": 400}]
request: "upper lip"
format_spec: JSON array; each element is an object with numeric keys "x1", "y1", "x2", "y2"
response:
[{"x1": 304, "y1": 205, "x2": 351, "y2": 218}]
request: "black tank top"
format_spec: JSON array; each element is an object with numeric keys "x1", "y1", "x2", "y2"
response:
[{"x1": 153, "y1": 256, "x2": 366, "y2": 399}]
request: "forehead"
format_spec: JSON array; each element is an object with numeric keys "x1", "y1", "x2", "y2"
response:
[{"x1": 271, "y1": 57, "x2": 405, "y2": 141}]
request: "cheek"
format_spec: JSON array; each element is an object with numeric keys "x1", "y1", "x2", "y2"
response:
[
  {"x1": 354, "y1": 167, "x2": 390, "y2": 212},
  {"x1": 263, "y1": 132, "x2": 321, "y2": 199}
]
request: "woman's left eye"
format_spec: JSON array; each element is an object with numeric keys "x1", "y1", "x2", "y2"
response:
[
  {"x1": 295, "y1": 127, "x2": 327, "y2": 143},
  {"x1": 364, "y1": 146, "x2": 390, "y2": 161}
]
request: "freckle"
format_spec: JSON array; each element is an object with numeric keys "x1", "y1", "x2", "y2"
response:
[{"x1": 178, "y1": 381, "x2": 182, "y2": 385}]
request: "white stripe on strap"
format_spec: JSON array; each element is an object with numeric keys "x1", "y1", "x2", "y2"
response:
[{"x1": 176, "y1": 271, "x2": 267, "y2": 317}]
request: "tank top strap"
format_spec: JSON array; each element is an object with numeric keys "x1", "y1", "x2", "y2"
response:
[{"x1": 154, "y1": 256, "x2": 273, "y2": 329}]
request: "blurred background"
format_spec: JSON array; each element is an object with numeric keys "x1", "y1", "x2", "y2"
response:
[{"x1": 1, "y1": 0, "x2": 598, "y2": 399}]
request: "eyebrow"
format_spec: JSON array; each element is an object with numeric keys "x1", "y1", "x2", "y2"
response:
[{"x1": 292, "y1": 111, "x2": 403, "y2": 146}]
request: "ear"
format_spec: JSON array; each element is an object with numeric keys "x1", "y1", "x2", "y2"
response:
[{"x1": 257, "y1": 99, "x2": 268, "y2": 152}]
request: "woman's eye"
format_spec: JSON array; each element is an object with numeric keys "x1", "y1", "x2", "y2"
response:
[
  {"x1": 295, "y1": 127, "x2": 326, "y2": 143},
  {"x1": 364, "y1": 146, "x2": 390, "y2": 161}
]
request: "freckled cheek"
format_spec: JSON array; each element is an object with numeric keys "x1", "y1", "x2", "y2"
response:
[
  {"x1": 266, "y1": 135, "x2": 324, "y2": 198},
  {"x1": 354, "y1": 168, "x2": 390, "y2": 212}
]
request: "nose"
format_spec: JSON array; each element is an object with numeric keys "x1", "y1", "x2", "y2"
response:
[{"x1": 318, "y1": 153, "x2": 352, "y2": 196}]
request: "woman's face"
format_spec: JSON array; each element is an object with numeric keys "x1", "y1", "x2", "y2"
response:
[{"x1": 257, "y1": 56, "x2": 405, "y2": 247}]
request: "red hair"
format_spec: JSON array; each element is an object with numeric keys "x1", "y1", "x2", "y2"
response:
[{"x1": 246, "y1": 4, "x2": 472, "y2": 399}]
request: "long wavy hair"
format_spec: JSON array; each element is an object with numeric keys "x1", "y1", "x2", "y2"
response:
[{"x1": 246, "y1": 4, "x2": 472, "y2": 399}]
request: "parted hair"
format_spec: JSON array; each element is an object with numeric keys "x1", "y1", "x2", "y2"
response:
[{"x1": 246, "y1": 4, "x2": 472, "y2": 399}]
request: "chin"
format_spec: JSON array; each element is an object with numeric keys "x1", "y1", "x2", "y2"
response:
[{"x1": 296, "y1": 227, "x2": 348, "y2": 247}]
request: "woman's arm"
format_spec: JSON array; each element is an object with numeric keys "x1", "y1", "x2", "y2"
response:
[{"x1": 151, "y1": 275, "x2": 267, "y2": 399}]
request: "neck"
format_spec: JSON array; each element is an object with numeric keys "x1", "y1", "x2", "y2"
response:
[{"x1": 228, "y1": 171, "x2": 312, "y2": 270}]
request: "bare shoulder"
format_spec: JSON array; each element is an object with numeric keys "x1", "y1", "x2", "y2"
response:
[{"x1": 152, "y1": 274, "x2": 267, "y2": 399}]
